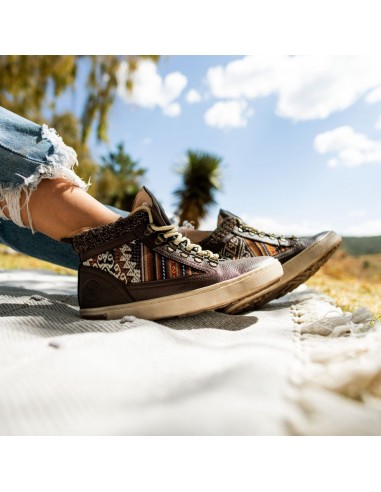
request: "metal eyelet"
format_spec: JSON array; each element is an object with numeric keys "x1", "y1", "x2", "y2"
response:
[
  {"x1": 155, "y1": 233, "x2": 166, "y2": 245},
  {"x1": 237, "y1": 227, "x2": 244, "y2": 233},
  {"x1": 193, "y1": 256, "x2": 203, "y2": 263},
  {"x1": 208, "y1": 261, "x2": 218, "y2": 267},
  {"x1": 167, "y1": 245, "x2": 176, "y2": 253},
  {"x1": 144, "y1": 224, "x2": 154, "y2": 236},
  {"x1": 180, "y1": 251, "x2": 189, "y2": 258}
]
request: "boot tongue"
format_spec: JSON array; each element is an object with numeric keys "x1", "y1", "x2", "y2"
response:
[
  {"x1": 217, "y1": 209, "x2": 240, "y2": 226},
  {"x1": 132, "y1": 186, "x2": 171, "y2": 226}
]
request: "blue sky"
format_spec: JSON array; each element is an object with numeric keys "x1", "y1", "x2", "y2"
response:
[{"x1": 59, "y1": 56, "x2": 381, "y2": 236}]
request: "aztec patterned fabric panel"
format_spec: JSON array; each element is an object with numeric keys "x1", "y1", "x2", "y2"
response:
[
  {"x1": 83, "y1": 240, "x2": 200, "y2": 284},
  {"x1": 140, "y1": 244, "x2": 200, "y2": 282},
  {"x1": 220, "y1": 236, "x2": 290, "y2": 260}
]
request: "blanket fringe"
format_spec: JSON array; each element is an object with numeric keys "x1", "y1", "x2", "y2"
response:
[{"x1": 291, "y1": 289, "x2": 381, "y2": 403}]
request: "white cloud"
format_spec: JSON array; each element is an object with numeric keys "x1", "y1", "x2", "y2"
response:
[
  {"x1": 162, "y1": 102, "x2": 181, "y2": 117},
  {"x1": 206, "y1": 56, "x2": 381, "y2": 121},
  {"x1": 118, "y1": 60, "x2": 187, "y2": 117},
  {"x1": 366, "y1": 85, "x2": 381, "y2": 104},
  {"x1": 186, "y1": 89, "x2": 202, "y2": 104},
  {"x1": 200, "y1": 212, "x2": 381, "y2": 237},
  {"x1": 201, "y1": 213, "x2": 332, "y2": 236},
  {"x1": 204, "y1": 100, "x2": 253, "y2": 129},
  {"x1": 314, "y1": 126, "x2": 381, "y2": 167},
  {"x1": 346, "y1": 210, "x2": 367, "y2": 219},
  {"x1": 207, "y1": 56, "x2": 283, "y2": 100},
  {"x1": 375, "y1": 115, "x2": 381, "y2": 130},
  {"x1": 238, "y1": 215, "x2": 333, "y2": 237},
  {"x1": 345, "y1": 220, "x2": 381, "y2": 236}
]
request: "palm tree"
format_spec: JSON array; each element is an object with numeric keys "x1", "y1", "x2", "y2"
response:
[
  {"x1": 97, "y1": 143, "x2": 146, "y2": 211},
  {"x1": 175, "y1": 150, "x2": 222, "y2": 228}
]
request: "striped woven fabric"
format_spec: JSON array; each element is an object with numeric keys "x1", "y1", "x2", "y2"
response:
[
  {"x1": 83, "y1": 239, "x2": 200, "y2": 285},
  {"x1": 244, "y1": 238, "x2": 289, "y2": 257},
  {"x1": 141, "y1": 243, "x2": 199, "y2": 281},
  {"x1": 220, "y1": 235, "x2": 289, "y2": 260}
]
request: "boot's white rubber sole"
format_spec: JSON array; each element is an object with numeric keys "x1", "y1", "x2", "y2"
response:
[
  {"x1": 80, "y1": 259, "x2": 283, "y2": 321},
  {"x1": 223, "y1": 231, "x2": 342, "y2": 314}
]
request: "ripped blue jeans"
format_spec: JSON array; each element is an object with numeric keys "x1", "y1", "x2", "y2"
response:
[{"x1": 0, "y1": 106, "x2": 127, "y2": 270}]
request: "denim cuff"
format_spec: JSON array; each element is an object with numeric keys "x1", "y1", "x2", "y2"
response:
[{"x1": 0, "y1": 107, "x2": 89, "y2": 233}]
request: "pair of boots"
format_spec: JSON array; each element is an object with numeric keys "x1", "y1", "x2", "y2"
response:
[{"x1": 64, "y1": 187, "x2": 341, "y2": 320}]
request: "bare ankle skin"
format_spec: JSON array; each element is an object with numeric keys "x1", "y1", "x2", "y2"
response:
[{"x1": 1, "y1": 178, "x2": 120, "y2": 241}]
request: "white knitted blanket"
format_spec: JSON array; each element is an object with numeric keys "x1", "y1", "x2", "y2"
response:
[{"x1": 0, "y1": 270, "x2": 380, "y2": 435}]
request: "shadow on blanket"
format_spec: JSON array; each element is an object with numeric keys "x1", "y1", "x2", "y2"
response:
[{"x1": 0, "y1": 285, "x2": 258, "y2": 331}]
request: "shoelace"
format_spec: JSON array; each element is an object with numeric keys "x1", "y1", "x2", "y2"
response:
[
  {"x1": 150, "y1": 224, "x2": 220, "y2": 262},
  {"x1": 237, "y1": 219, "x2": 297, "y2": 241}
]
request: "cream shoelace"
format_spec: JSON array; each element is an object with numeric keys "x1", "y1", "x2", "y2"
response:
[
  {"x1": 237, "y1": 219, "x2": 297, "y2": 241},
  {"x1": 150, "y1": 224, "x2": 219, "y2": 262}
]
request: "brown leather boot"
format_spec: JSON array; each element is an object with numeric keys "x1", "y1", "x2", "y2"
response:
[
  {"x1": 71, "y1": 188, "x2": 283, "y2": 320},
  {"x1": 182, "y1": 209, "x2": 341, "y2": 314}
]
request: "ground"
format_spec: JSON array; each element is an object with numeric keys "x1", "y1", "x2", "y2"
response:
[
  {"x1": 0, "y1": 244, "x2": 380, "y2": 319},
  {"x1": 0, "y1": 244, "x2": 75, "y2": 276},
  {"x1": 306, "y1": 249, "x2": 381, "y2": 319}
]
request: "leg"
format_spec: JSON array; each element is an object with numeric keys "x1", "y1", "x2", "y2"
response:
[
  {"x1": 1, "y1": 177, "x2": 120, "y2": 240},
  {"x1": 0, "y1": 107, "x2": 125, "y2": 260},
  {"x1": 0, "y1": 205, "x2": 129, "y2": 270},
  {"x1": 0, "y1": 109, "x2": 284, "y2": 321},
  {"x1": 0, "y1": 219, "x2": 80, "y2": 270}
]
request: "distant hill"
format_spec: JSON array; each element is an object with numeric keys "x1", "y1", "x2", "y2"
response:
[{"x1": 341, "y1": 236, "x2": 381, "y2": 256}]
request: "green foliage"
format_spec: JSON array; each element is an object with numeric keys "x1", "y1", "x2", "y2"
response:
[
  {"x1": 0, "y1": 55, "x2": 159, "y2": 143},
  {"x1": 175, "y1": 150, "x2": 222, "y2": 228},
  {"x1": 0, "y1": 57, "x2": 229, "y2": 223},
  {"x1": 0, "y1": 55, "x2": 77, "y2": 120},
  {"x1": 96, "y1": 143, "x2": 146, "y2": 212},
  {"x1": 0, "y1": 56, "x2": 159, "y2": 206},
  {"x1": 342, "y1": 236, "x2": 381, "y2": 256}
]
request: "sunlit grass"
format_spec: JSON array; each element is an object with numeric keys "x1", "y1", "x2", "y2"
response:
[
  {"x1": 0, "y1": 245, "x2": 76, "y2": 276},
  {"x1": 306, "y1": 250, "x2": 381, "y2": 316}
]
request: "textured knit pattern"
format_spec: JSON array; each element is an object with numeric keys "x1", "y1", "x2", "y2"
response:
[
  {"x1": 83, "y1": 239, "x2": 200, "y2": 284},
  {"x1": 198, "y1": 217, "x2": 237, "y2": 252},
  {"x1": 73, "y1": 211, "x2": 148, "y2": 255}
]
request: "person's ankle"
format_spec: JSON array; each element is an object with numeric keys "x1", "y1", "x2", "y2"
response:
[
  {"x1": 63, "y1": 216, "x2": 122, "y2": 240},
  {"x1": 66, "y1": 226, "x2": 93, "y2": 238}
]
